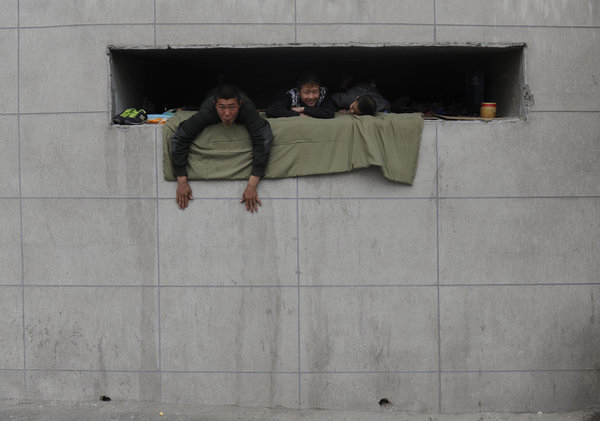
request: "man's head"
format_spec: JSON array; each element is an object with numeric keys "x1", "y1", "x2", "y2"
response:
[
  {"x1": 349, "y1": 95, "x2": 377, "y2": 116},
  {"x1": 297, "y1": 74, "x2": 321, "y2": 107},
  {"x1": 213, "y1": 84, "x2": 242, "y2": 125}
]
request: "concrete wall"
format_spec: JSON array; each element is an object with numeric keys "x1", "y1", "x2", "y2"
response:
[{"x1": 1, "y1": 0, "x2": 599, "y2": 414}]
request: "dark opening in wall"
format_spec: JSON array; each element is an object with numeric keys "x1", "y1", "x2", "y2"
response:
[{"x1": 109, "y1": 44, "x2": 525, "y2": 119}]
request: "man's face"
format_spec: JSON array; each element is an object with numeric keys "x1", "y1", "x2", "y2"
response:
[
  {"x1": 299, "y1": 83, "x2": 320, "y2": 107},
  {"x1": 214, "y1": 98, "x2": 240, "y2": 125},
  {"x1": 348, "y1": 98, "x2": 362, "y2": 115}
]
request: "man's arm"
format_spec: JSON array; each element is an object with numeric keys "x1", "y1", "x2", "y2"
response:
[
  {"x1": 301, "y1": 94, "x2": 336, "y2": 119},
  {"x1": 171, "y1": 106, "x2": 217, "y2": 177},
  {"x1": 241, "y1": 175, "x2": 261, "y2": 213},
  {"x1": 238, "y1": 99, "x2": 274, "y2": 212},
  {"x1": 171, "y1": 104, "x2": 219, "y2": 210},
  {"x1": 176, "y1": 175, "x2": 194, "y2": 210}
]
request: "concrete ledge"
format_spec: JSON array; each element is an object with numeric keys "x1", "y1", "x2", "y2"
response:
[{"x1": 0, "y1": 400, "x2": 597, "y2": 421}]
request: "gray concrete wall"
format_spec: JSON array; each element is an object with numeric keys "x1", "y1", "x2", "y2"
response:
[{"x1": 1, "y1": 0, "x2": 599, "y2": 415}]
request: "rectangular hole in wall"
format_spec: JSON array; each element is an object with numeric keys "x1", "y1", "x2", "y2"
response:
[{"x1": 109, "y1": 44, "x2": 526, "y2": 120}]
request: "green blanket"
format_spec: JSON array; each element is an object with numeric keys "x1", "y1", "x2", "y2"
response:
[{"x1": 162, "y1": 111, "x2": 423, "y2": 184}]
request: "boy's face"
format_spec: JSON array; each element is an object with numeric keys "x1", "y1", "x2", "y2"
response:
[
  {"x1": 348, "y1": 98, "x2": 362, "y2": 115},
  {"x1": 214, "y1": 98, "x2": 240, "y2": 125},
  {"x1": 299, "y1": 83, "x2": 320, "y2": 107}
]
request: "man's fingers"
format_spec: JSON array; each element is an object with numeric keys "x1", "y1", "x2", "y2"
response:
[
  {"x1": 176, "y1": 194, "x2": 188, "y2": 210},
  {"x1": 241, "y1": 198, "x2": 259, "y2": 213}
]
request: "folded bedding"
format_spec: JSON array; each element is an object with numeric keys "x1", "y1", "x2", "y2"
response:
[{"x1": 162, "y1": 111, "x2": 423, "y2": 184}]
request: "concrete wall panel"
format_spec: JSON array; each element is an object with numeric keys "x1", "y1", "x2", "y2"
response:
[
  {"x1": 156, "y1": 0, "x2": 295, "y2": 24},
  {"x1": 24, "y1": 287, "x2": 158, "y2": 370},
  {"x1": 160, "y1": 287, "x2": 298, "y2": 372},
  {"x1": 436, "y1": 0, "x2": 600, "y2": 27},
  {"x1": 299, "y1": 199, "x2": 437, "y2": 285},
  {"x1": 0, "y1": 371, "x2": 24, "y2": 400},
  {"x1": 0, "y1": 116, "x2": 19, "y2": 197},
  {"x1": 161, "y1": 372, "x2": 298, "y2": 407},
  {"x1": 440, "y1": 285, "x2": 600, "y2": 371},
  {"x1": 159, "y1": 199, "x2": 297, "y2": 286},
  {"x1": 19, "y1": 0, "x2": 155, "y2": 27},
  {"x1": 0, "y1": 29, "x2": 18, "y2": 114},
  {"x1": 22, "y1": 199, "x2": 157, "y2": 286},
  {"x1": 436, "y1": 26, "x2": 600, "y2": 112},
  {"x1": 26, "y1": 371, "x2": 160, "y2": 402},
  {"x1": 0, "y1": 0, "x2": 18, "y2": 27},
  {"x1": 439, "y1": 198, "x2": 600, "y2": 285},
  {"x1": 19, "y1": 26, "x2": 154, "y2": 113},
  {"x1": 438, "y1": 114, "x2": 600, "y2": 197},
  {"x1": 0, "y1": 200, "x2": 22, "y2": 285},
  {"x1": 300, "y1": 287, "x2": 438, "y2": 372},
  {"x1": 296, "y1": 24, "x2": 433, "y2": 44},
  {"x1": 297, "y1": 0, "x2": 433, "y2": 24},
  {"x1": 156, "y1": 24, "x2": 295, "y2": 46},
  {"x1": 20, "y1": 115, "x2": 156, "y2": 198},
  {"x1": 0, "y1": 287, "x2": 24, "y2": 369},
  {"x1": 301, "y1": 372, "x2": 438, "y2": 412},
  {"x1": 298, "y1": 123, "x2": 436, "y2": 198},
  {"x1": 441, "y1": 370, "x2": 600, "y2": 413}
]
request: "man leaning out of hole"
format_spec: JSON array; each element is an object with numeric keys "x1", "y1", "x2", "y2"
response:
[{"x1": 170, "y1": 84, "x2": 273, "y2": 213}]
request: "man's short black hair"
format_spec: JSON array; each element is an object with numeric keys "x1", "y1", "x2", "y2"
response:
[
  {"x1": 297, "y1": 74, "x2": 321, "y2": 90},
  {"x1": 213, "y1": 84, "x2": 241, "y2": 102},
  {"x1": 356, "y1": 95, "x2": 377, "y2": 116}
]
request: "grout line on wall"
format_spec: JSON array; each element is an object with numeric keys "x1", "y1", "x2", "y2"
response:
[
  {"x1": 13, "y1": 22, "x2": 600, "y2": 30},
  {"x1": 153, "y1": 0, "x2": 157, "y2": 46},
  {"x1": 18, "y1": 367, "x2": 599, "y2": 374},
  {"x1": 19, "y1": 111, "x2": 109, "y2": 116},
  {"x1": 20, "y1": 196, "x2": 161, "y2": 200},
  {"x1": 433, "y1": 0, "x2": 437, "y2": 42},
  {"x1": 20, "y1": 285, "x2": 162, "y2": 288},
  {"x1": 438, "y1": 195, "x2": 600, "y2": 200},
  {"x1": 294, "y1": 0, "x2": 297, "y2": 43},
  {"x1": 10, "y1": 22, "x2": 600, "y2": 33},
  {"x1": 295, "y1": 176, "x2": 302, "y2": 407},
  {"x1": 154, "y1": 126, "x2": 163, "y2": 401},
  {"x1": 435, "y1": 23, "x2": 600, "y2": 30},
  {"x1": 17, "y1": 0, "x2": 28, "y2": 396},
  {"x1": 442, "y1": 368, "x2": 600, "y2": 374},
  {"x1": 299, "y1": 284, "x2": 439, "y2": 288},
  {"x1": 13, "y1": 282, "x2": 599, "y2": 289},
  {"x1": 435, "y1": 122, "x2": 442, "y2": 413},
  {"x1": 17, "y1": 23, "x2": 156, "y2": 30},
  {"x1": 440, "y1": 282, "x2": 600, "y2": 287},
  {"x1": 529, "y1": 110, "x2": 600, "y2": 113}
]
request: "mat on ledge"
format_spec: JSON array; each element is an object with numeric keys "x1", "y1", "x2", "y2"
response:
[{"x1": 162, "y1": 111, "x2": 423, "y2": 184}]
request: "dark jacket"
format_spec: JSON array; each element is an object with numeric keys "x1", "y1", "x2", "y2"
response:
[
  {"x1": 265, "y1": 87, "x2": 336, "y2": 119},
  {"x1": 171, "y1": 91, "x2": 273, "y2": 177}
]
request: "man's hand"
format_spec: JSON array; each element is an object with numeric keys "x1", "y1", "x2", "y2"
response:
[
  {"x1": 176, "y1": 176, "x2": 194, "y2": 210},
  {"x1": 241, "y1": 175, "x2": 261, "y2": 213}
]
